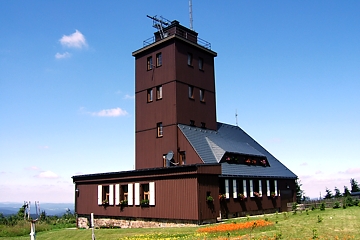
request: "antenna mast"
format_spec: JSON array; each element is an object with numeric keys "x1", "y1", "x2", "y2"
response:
[
  {"x1": 189, "y1": 0, "x2": 193, "y2": 30},
  {"x1": 235, "y1": 109, "x2": 238, "y2": 126},
  {"x1": 146, "y1": 15, "x2": 171, "y2": 39}
]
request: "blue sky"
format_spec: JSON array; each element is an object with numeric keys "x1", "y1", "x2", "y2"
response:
[{"x1": 1, "y1": 1, "x2": 359, "y2": 203}]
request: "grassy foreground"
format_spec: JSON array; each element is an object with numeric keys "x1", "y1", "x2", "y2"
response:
[{"x1": 1, "y1": 207, "x2": 359, "y2": 239}]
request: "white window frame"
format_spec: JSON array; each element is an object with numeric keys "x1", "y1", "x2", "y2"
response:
[
  {"x1": 98, "y1": 185, "x2": 102, "y2": 205},
  {"x1": 108, "y1": 184, "x2": 114, "y2": 205},
  {"x1": 127, "y1": 183, "x2": 133, "y2": 205},
  {"x1": 115, "y1": 184, "x2": 120, "y2": 205},
  {"x1": 233, "y1": 179, "x2": 237, "y2": 198},
  {"x1": 149, "y1": 182, "x2": 155, "y2": 205},
  {"x1": 243, "y1": 180, "x2": 247, "y2": 198},
  {"x1": 258, "y1": 180, "x2": 262, "y2": 196},
  {"x1": 250, "y1": 180, "x2": 254, "y2": 197},
  {"x1": 225, "y1": 179, "x2": 229, "y2": 199},
  {"x1": 135, "y1": 183, "x2": 140, "y2": 205},
  {"x1": 274, "y1": 180, "x2": 278, "y2": 196},
  {"x1": 266, "y1": 180, "x2": 270, "y2": 197}
]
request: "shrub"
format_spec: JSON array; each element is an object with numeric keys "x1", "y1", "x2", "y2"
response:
[
  {"x1": 319, "y1": 202, "x2": 325, "y2": 211},
  {"x1": 333, "y1": 201, "x2": 341, "y2": 209}
]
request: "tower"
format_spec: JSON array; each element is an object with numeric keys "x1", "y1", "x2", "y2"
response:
[{"x1": 132, "y1": 19, "x2": 217, "y2": 169}]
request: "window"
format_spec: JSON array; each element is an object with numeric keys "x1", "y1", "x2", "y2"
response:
[
  {"x1": 233, "y1": 179, "x2": 238, "y2": 198},
  {"x1": 156, "y1": 53, "x2": 162, "y2": 67},
  {"x1": 147, "y1": 56, "x2": 153, "y2": 70},
  {"x1": 156, "y1": 85, "x2": 162, "y2": 100},
  {"x1": 201, "y1": 122, "x2": 206, "y2": 129},
  {"x1": 157, "y1": 122, "x2": 163, "y2": 137},
  {"x1": 188, "y1": 85, "x2": 194, "y2": 99},
  {"x1": 199, "y1": 89, "x2": 205, "y2": 102},
  {"x1": 135, "y1": 182, "x2": 155, "y2": 206},
  {"x1": 199, "y1": 57, "x2": 203, "y2": 70},
  {"x1": 97, "y1": 184, "x2": 114, "y2": 205},
  {"x1": 179, "y1": 151, "x2": 186, "y2": 165},
  {"x1": 187, "y1": 53, "x2": 193, "y2": 66},
  {"x1": 147, "y1": 88, "x2": 153, "y2": 102},
  {"x1": 142, "y1": 183, "x2": 150, "y2": 201},
  {"x1": 225, "y1": 179, "x2": 230, "y2": 199},
  {"x1": 249, "y1": 180, "x2": 254, "y2": 197},
  {"x1": 190, "y1": 120, "x2": 195, "y2": 126}
]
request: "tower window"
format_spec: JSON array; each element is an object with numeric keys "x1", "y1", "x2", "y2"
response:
[
  {"x1": 147, "y1": 88, "x2": 153, "y2": 102},
  {"x1": 199, "y1": 57, "x2": 203, "y2": 70},
  {"x1": 156, "y1": 85, "x2": 162, "y2": 100},
  {"x1": 200, "y1": 89, "x2": 205, "y2": 102},
  {"x1": 187, "y1": 53, "x2": 193, "y2": 66},
  {"x1": 188, "y1": 85, "x2": 194, "y2": 99},
  {"x1": 156, "y1": 53, "x2": 162, "y2": 67},
  {"x1": 147, "y1": 56, "x2": 153, "y2": 70},
  {"x1": 157, "y1": 122, "x2": 163, "y2": 137}
]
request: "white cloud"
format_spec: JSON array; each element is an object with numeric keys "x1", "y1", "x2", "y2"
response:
[
  {"x1": 59, "y1": 30, "x2": 87, "y2": 49},
  {"x1": 55, "y1": 52, "x2": 71, "y2": 59},
  {"x1": 37, "y1": 171, "x2": 59, "y2": 179},
  {"x1": 92, "y1": 107, "x2": 128, "y2": 117},
  {"x1": 123, "y1": 94, "x2": 135, "y2": 100}
]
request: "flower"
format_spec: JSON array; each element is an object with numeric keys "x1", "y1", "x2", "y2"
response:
[
  {"x1": 140, "y1": 199, "x2": 149, "y2": 206},
  {"x1": 245, "y1": 159, "x2": 251, "y2": 164},
  {"x1": 120, "y1": 199, "x2": 128, "y2": 205},
  {"x1": 253, "y1": 192, "x2": 262, "y2": 198},
  {"x1": 252, "y1": 159, "x2": 257, "y2": 165},
  {"x1": 219, "y1": 194, "x2": 226, "y2": 200},
  {"x1": 206, "y1": 196, "x2": 214, "y2": 202},
  {"x1": 260, "y1": 159, "x2": 267, "y2": 166},
  {"x1": 271, "y1": 192, "x2": 276, "y2": 198},
  {"x1": 225, "y1": 156, "x2": 231, "y2": 161},
  {"x1": 238, "y1": 193, "x2": 246, "y2": 200}
]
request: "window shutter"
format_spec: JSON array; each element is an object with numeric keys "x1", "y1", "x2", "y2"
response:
[
  {"x1": 115, "y1": 184, "x2": 120, "y2": 205},
  {"x1": 243, "y1": 180, "x2": 247, "y2": 198},
  {"x1": 274, "y1": 180, "x2": 278, "y2": 196},
  {"x1": 135, "y1": 183, "x2": 140, "y2": 205},
  {"x1": 109, "y1": 184, "x2": 114, "y2": 205},
  {"x1": 149, "y1": 182, "x2": 155, "y2": 205},
  {"x1": 250, "y1": 180, "x2": 254, "y2": 197},
  {"x1": 97, "y1": 185, "x2": 102, "y2": 205},
  {"x1": 233, "y1": 179, "x2": 237, "y2": 198},
  {"x1": 266, "y1": 180, "x2": 270, "y2": 196},
  {"x1": 225, "y1": 179, "x2": 229, "y2": 199},
  {"x1": 127, "y1": 183, "x2": 133, "y2": 205},
  {"x1": 259, "y1": 180, "x2": 262, "y2": 196}
]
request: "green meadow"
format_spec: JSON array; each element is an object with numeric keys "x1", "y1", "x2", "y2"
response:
[{"x1": 1, "y1": 206, "x2": 359, "y2": 239}]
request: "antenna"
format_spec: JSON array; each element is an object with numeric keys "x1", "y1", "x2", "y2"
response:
[
  {"x1": 146, "y1": 15, "x2": 171, "y2": 39},
  {"x1": 189, "y1": 0, "x2": 193, "y2": 30},
  {"x1": 235, "y1": 109, "x2": 238, "y2": 126}
]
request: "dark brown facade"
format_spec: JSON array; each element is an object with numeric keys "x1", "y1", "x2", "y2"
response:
[
  {"x1": 133, "y1": 20, "x2": 217, "y2": 170},
  {"x1": 73, "y1": 164, "x2": 221, "y2": 223},
  {"x1": 72, "y1": 19, "x2": 297, "y2": 227}
]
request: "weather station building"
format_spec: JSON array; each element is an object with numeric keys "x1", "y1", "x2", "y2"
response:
[{"x1": 72, "y1": 17, "x2": 297, "y2": 228}]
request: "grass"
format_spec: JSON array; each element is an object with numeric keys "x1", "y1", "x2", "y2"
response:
[{"x1": 1, "y1": 207, "x2": 359, "y2": 239}]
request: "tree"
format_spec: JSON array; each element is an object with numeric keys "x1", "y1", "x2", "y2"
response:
[
  {"x1": 343, "y1": 186, "x2": 351, "y2": 197},
  {"x1": 334, "y1": 187, "x2": 342, "y2": 198},
  {"x1": 295, "y1": 178, "x2": 304, "y2": 203},
  {"x1": 350, "y1": 178, "x2": 360, "y2": 193},
  {"x1": 324, "y1": 188, "x2": 333, "y2": 199}
]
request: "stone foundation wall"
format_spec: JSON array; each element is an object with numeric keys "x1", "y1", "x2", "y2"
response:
[{"x1": 77, "y1": 216, "x2": 198, "y2": 229}]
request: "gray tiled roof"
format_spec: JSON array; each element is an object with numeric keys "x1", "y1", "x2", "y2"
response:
[{"x1": 178, "y1": 122, "x2": 297, "y2": 179}]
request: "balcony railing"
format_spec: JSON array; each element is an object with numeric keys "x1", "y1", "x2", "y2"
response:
[{"x1": 143, "y1": 31, "x2": 211, "y2": 50}]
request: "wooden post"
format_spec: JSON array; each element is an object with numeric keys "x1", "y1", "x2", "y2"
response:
[{"x1": 91, "y1": 213, "x2": 95, "y2": 240}]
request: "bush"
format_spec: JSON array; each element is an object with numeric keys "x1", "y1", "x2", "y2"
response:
[
  {"x1": 333, "y1": 201, "x2": 341, "y2": 209},
  {"x1": 319, "y1": 202, "x2": 325, "y2": 211}
]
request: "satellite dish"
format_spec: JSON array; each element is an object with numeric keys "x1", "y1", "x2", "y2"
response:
[{"x1": 166, "y1": 151, "x2": 174, "y2": 161}]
